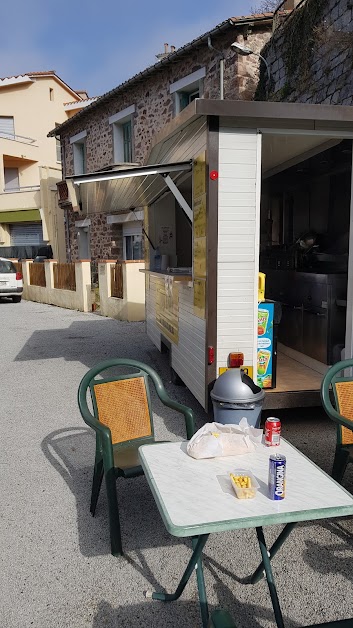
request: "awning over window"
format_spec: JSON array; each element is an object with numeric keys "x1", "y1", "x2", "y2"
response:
[
  {"x1": 0, "y1": 209, "x2": 41, "y2": 223},
  {"x1": 68, "y1": 161, "x2": 193, "y2": 215}
]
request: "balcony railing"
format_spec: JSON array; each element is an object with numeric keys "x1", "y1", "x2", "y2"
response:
[
  {"x1": 0, "y1": 132, "x2": 36, "y2": 145},
  {"x1": 2, "y1": 185, "x2": 41, "y2": 194}
]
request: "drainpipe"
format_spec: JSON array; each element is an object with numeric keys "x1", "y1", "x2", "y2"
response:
[{"x1": 207, "y1": 36, "x2": 224, "y2": 99}]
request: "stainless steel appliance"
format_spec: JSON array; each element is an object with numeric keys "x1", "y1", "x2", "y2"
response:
[{"x1": 264, "y1": 271, "x2": 347, "y2": 364}]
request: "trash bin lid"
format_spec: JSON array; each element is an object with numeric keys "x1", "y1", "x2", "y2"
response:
[{"x1": 210, "y1": 368, "x2": 265, "y2": 404}]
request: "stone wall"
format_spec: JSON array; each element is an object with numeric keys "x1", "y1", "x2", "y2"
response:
[
  {"x1": 60, "y1": 22, "x2": 272, "y2": 261},
  {"x1": 62, "y1": 26, "x2": 272, "y2": 177},
  {"x1": 256, "y1": 0, "x2": 353, "y2": 104},
  {"x1": 67, "y1": 211, "x2": 123, "y2": 262}
]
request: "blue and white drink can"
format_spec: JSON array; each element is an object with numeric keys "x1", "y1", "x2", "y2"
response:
[{"x1": 268, "y1": 454, "x2": 286, "y2": 500}]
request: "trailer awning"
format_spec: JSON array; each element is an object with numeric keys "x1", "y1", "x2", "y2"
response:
[{"x1": 67, "y1": 161, "x2": 193, "y2": 219}]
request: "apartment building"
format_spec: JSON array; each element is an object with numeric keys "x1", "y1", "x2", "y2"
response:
[
  {"x1": 0, "y1": 71, "x2": 96, "y2": 260},
  {"x1": 50, "y1": 12, "x2": 278, "y2": 262}
]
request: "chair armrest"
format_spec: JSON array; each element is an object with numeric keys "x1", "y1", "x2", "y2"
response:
[
  {"x1": 320, "y1": 400, "x2": 353, "y2": 433},
  {"x1": 321, "y1": 359, "x2": 353, "y2": 433},
  {"x1": 158, "y1": 394, "x2": 196, "y2": 440},
  {"x1": 126, "y1": 359, "x2": 196, "y2": 438},
  {"x1": 77, "y1": 380, "x2": 112, "y2": 443}
]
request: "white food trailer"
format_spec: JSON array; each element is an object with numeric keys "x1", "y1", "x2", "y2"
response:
[{"x1": 70, "y1": 100, "x2": 353, "y2": 411}]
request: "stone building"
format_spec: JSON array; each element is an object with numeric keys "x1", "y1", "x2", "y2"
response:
[
  {"x1": 255, "y1": 0, "x2": 353, "y2": 105},
  {"x1": 50, "y1": 13, "x2": 277, "y2": 263}
]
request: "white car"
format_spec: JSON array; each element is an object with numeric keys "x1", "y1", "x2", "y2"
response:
[{"x1": 0, "y1": 257, "x2": 23, "y2": 303}]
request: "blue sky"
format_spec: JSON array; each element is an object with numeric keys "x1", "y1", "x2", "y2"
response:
[{"x1": 1, "y1": 0, "x2": 256, "y2": 97}]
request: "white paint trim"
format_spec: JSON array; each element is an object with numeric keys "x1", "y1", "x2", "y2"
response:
[
  {"x1": 38, "y1": 207, "x2": 49, "y2": 242},
  {"x1": 109, "y1": 105, "x2": 136, "y2": 125},
  {"x1": 70, "y1": 130, "x2": 87, "y2": 144},
  {"x1": 345, "y1": 149, "x2": 353, "y2": 359},
  {"x1": 0, "y1": 75, "x2": 33, "y2": 88},
  {"x1": 259, "y1": 128, "x2": 353, "y2": 139},
  {"x1": 75, "y1": 218, "x2": 91, "y2": 227},
  {"x1": 253, "y1": 132, "x2": 262, "y2": 372},
  {"x1": 107, "y1": 210, "x2": 144, "y2": 224},
  {"x1": 170, "y1": 67, "x2": 206, "y2": 94},
  {"x1": 64, "y1": 98, "x2": 98, "y2": 111}
]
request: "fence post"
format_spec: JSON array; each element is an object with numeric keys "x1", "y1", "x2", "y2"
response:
[
  {"x1": 44, "y1": 260, "x2": 55, "y2": 289},
  {"x1": 75, "y1": 260, "x2": 92, "y2": 312},
  {"x1": 98, "y1": 261, "x2": 112, "y2": 317},
  {"x1": 21, "y1": 260, "x2": 31, "y2": 299},
  {"x1": 124, "y1": 262, "x2": 146, "y2": 321}
]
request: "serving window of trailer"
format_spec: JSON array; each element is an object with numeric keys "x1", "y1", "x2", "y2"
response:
[{"x1": 146, "y1": 175, "x2": 193, "y2": 271}]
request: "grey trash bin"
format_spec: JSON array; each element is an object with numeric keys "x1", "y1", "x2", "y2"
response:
[{"x1": 211, "y1": 368, "x2": 265, "y2": 427}]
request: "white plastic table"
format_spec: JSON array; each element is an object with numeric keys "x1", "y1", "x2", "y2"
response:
[{"x1": 139, "y1": 439, "x2": 353, "y2": 628}]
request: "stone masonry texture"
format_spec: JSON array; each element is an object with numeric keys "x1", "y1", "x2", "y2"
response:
[
  {"x1": 256, "y1": 0, "x2": 353, "y2": 105},
  {"x1": 60, "y1": 23, "x2": 272, "y2": 262}
]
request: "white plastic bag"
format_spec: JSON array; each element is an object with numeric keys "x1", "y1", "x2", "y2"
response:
[{"x1": 186, "y1": 418, "x2": 263, "y2": 460}]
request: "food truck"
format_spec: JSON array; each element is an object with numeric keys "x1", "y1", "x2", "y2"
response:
[{"x1": 70, "y1": 99, "x2": 353, "y2": 411}]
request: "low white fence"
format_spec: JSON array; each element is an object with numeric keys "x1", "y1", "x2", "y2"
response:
[
  {"x1": 12, "y1": 259, "x2": 146, "y2": 321},
  {"x1": 19, "y1": 260, "x2": 92, "y2": 312}
]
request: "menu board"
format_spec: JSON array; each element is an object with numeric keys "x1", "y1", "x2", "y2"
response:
[
  {"x1": 194, "y1": 194, "x2": 207, "y2": 239},
  {"x1": 193, "y1": 278, "x2": 206, "y2": 319},
  {"x1": 193, "y1": 152, "x2": 207, "y2": 319},
  {"x1": 156, "y1": 276, "x2": 179, "y2": 344},
  {"x1": 257, "y1": 302, "x2": 274, "y2": 389}
]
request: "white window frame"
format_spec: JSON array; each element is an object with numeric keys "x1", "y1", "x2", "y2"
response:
[
  {"x1": 109, "y1": 105, "x2": 135, "y2": 164},
  {"x1": 70, "y1": 130, "x2": 87, "y2": 175},
  {"x1": 170, "y1": 67, "x2": 206, "y2": 115},
  {"x1": 0, "y1": 116, "x2": 15, "y2": 139},
  {"x1": 122, "y1": 220, "x2": 143, "y2": 260}
]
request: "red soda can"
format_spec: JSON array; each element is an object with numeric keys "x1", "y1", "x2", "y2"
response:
[{"x1": 265, "y1": 417, "x2": 281, "y2": 446}]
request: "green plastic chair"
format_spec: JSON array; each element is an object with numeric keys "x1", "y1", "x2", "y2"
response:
[
  {"x1": 209, "y1": 610, "x2": 238, "y2": 628},
  {"x1": 78, "y1": 358, "x2": 195, "y2": 557},
  {"x1": 321, "y1": 358, "x2": 353, "y2": 483}
]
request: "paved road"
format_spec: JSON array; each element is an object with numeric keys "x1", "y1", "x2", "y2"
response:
[{"x1": 1, "y1": 299, "x2": 353, "y2": 628}]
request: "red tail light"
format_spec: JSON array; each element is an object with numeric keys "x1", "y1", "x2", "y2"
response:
[
  {"x1": 16, "y1": 272, "x2": 23, "y2": 280},
  {"x1": 208, "y1": 346, "x2": 215, "y2": 365},
  {"x1": 228, "y1": 352, "x2": 244, "y2": 368}
]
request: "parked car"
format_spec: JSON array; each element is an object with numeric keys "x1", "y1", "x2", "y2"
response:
[{"x1": 0, "y1": 258, "x2": 23, "y2": 303}]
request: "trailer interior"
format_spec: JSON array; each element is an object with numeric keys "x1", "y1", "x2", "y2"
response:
[{"x1": 260, "y1": 133, "x2": 352, "y2": 407}]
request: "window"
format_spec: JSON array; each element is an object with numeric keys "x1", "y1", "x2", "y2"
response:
[
  {"x1": 4, "y1": 167, "x2": 19, "y2": 191},
  {"x1": 70, "y1": 130, "x2": 87, "y2": 175},
  {"x1": 122, "y1": 121, "x2": 132, "y2": 162},
  {"x1": 10, "y1": 223, "x2": 44, "y2": 246},
  {"x1": 123, "y1": 221, "x2": 143, "y2": 260},
  {"x1": 0, "y1": 116, "x2": 15, "y2": 139},
  {"x1": 49, "y1": 88, "x2": 54, "y2": 101},
  {"x1": 124, "y1": 234, "x2": 143, "y2": 260},
  {"x1": 170, "y1": 67, "x2": 205, "y2": 115},
  {"x1": 0, "y1": 259, "x2": 16, "y2": 273},
  {"x1": 109, "y1": 105, "x2": 135, "y2": 164},
  {"x1": 56, "y1": 138, "x2": 61, "y2": 162}
]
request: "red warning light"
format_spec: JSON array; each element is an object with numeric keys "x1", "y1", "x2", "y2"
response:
[{"x1": 210, "y1": 170, "x2": 218, "y2": 180}]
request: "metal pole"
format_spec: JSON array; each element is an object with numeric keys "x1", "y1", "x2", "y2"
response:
[{"x1": 220, "y1": 58, "x2": 224, "y2": 100}]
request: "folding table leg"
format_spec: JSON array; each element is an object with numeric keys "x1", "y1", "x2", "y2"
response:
[
  {"x1": 250, "y1": 522, "x2": 296, "y2": 584},
  {"x1": 255, "y1": 527, "x2": 285, "y2": 628},
  {"x1": 147, "y1": 534, "x2": 209, "y2": 627},
  {"x1": 193, "y1": 536, "x2": 209, "y2": 627}
]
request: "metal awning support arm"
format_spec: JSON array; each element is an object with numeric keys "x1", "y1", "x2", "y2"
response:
[{"x1": 162, "y1": 174, "x2": 193, "y2": 222}]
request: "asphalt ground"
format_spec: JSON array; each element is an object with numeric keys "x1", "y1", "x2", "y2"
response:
[{"x1": 1, "y1": 298, "x2": 353, "y2": 628}]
